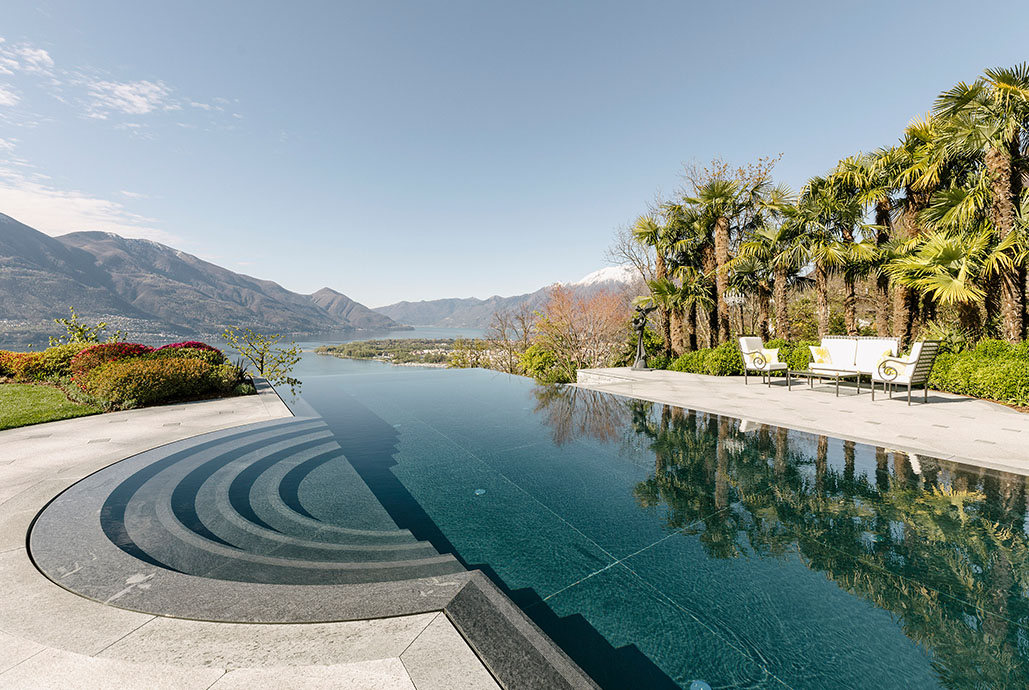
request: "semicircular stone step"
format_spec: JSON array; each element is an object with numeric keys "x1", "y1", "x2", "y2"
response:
[{"x1": 131, "y1": 492, "x2": 464, "y2": 584}]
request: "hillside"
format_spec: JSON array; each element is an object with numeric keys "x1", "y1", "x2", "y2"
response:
[
  {"x1": 0, "y1": 213, "x2": 401, "y2": 343},
  {"x1": 373, "y1": 267, "x2": 642, "y2": 328}
]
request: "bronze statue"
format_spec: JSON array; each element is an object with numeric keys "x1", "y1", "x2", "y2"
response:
[{"x1": 631, "y1": 304, "x2": 656, "y2": 371}]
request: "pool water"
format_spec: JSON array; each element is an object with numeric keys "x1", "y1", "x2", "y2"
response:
[{"x1": 285, "y1": 355, "x2": 1029, "y2": 690}]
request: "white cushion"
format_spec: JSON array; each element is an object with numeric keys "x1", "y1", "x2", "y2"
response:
[
  {"x1": 854, "y1": 339, "x2": 898, "y2": 373},
  {"x1": 739, "y1": 337, "x2": 763, "y2": 353},
  {"x1": 822, "y1": 339, "x2": 856, "y2": 368}
]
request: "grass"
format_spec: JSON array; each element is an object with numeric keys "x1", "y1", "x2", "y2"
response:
[{"x1": 0, "y1": 383, "x2": 101, "y2": 431}]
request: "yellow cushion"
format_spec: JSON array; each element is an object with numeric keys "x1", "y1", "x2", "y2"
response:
[
  {"x1": 745, "y1": 348, "x2": 779, "y2": 367},
  {"x1": 875, "y1": 349, "x2": 893, "y2": 368},
  {"x1": 810, "y1": 346, "x2": 831, "y2": 364}
]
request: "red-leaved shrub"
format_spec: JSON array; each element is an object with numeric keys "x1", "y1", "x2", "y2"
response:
[
  {"x1": 70, "y1": 342, "x2": 153, "y2": 385},
  {"x1": 156, "y1": 341, "x2": 221, "y2": 353}
]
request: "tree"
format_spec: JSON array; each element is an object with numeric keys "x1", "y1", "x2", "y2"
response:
[
  {"x1": 730, "y1": 188, "x2": 805, "y2": 340},
  {"x1": 527, "y1": 286, "x2": 631, "y2": 383},
  {"x1": 632, "y1": 215, "x2": 672, "y2": 353},
  {"x1": 935, "y1": 64, "x2": 1029, "y2": 341},
  {"x1": 222, "y1": 326, "x2": 301, "y2": 392},
  {"x1": 48, "y1": 306, "x2": 125, "y2": 347}
]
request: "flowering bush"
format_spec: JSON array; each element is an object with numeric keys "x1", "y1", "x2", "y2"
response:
[
  {"x1": 70, "y1": 342, "x2": 154, "y2": 384},
  {"x1": 156, "y1": 341, "x2": 222, "y2": 354},
  {"x1": 82, "y1": 357, "x2": 216, "y2": 407}
]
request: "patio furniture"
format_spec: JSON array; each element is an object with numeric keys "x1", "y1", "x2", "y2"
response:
[
  {"x1": 808, "y1": 336, "x2": 899, "y2": 377},
  {"x1": 788, "y1": 368, "x2": 861, "y2": 397},
  {"x1": 739, "y1": 337, "x2": 789, "y2": 386},
  {"x1": 871, "y1": 340, "x2": 942, "y2": 405}
]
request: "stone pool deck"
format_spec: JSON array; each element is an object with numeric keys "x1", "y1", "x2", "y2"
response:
[
  {"x1": 0, "y1": 381, "x2": 501, "y2": 690},
  {"x1": 577, "y1": 368, "x2": 1029, "y2": 476}
]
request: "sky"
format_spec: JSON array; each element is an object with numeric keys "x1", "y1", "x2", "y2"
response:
[{"x1": 2, "y1": 1, "x2": 1029, "y2": 307}]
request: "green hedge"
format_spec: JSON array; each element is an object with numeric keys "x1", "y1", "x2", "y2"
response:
[
  {"x1": 651, "y1": 340, "x2": 819, "y2": 377},
  {"x1": 929, "y1": 339, "x2": 1029, "y2": 406},
  {"x1": 82, "y1": 357, "x2": 219, "y2": 407}
]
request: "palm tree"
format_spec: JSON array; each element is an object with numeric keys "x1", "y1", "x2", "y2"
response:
[
  {"x1": 633, "y1": 215, "x2": 671, "y2": 352},
  {"x1": 935, "y1": 64, "x2": 1029, "y2": 342},
  {"x1": 890, "y1": 227, "x2": 1022, "y2": 338},
  {"x1": 736, "y1": 189, "x2": 806, "y2": 339},
  {"x1": 798, "y1": 176, "x2": 867, "y2": 336},
  {"x1": 684, "y1": 179, "x2": 741, "y2": 344},
  {"x1": 834, "y1": 153, "x2": 899, "y2": 336},
  {"x1": 670, "y1": 266, "x2": 714, "y2": 352}
]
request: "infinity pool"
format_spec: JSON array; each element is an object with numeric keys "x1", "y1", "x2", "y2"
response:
[
  {"x1": 285, "y1": 355, "x2": 1029, "y2": 689},
  {"x1": 31, "y1": 353, "x2": 1029, "y2": 689}
]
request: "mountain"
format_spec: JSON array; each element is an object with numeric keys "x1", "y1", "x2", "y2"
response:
[
  {"x1": 308, "y1": 287, "x2": 402, "y2": 330},
  {"x1": 374, "y1": 266, "x2": 642, "y2": 328},
  {"x1": 0, "y1": 212, "x2": 400, "y2": 343}
]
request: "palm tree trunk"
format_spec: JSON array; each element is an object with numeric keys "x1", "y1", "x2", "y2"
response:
[
  {"x1": 758, "y1": 284, "x2": 771, "y2": 340},
  {"x1": 893, "y1": 285, "x2": 916, "y2": 345},
  {"x1": 986, "y1": 145, "x2": 1024, "y2": 342},
  {"x1": 844, "y1": 274, "x2": 858, "y2": 335},
  {"x1": 671, "y1": 307, "x2": 685, "y2": 357},
  {"x1": 815, "y1": 263, "x2": 829, "y2": 337},
  {"x1": 686, "y1": 303, "x2": 697, "y2": 352},
  {"x1": 655, "y1": 253, "x2": 671, "y2": 356},
  {"x1": 773, "y1": 265, "x2": 790, "y2": 340},
  {"x1": 875, "y1": 200, "x2": 892, "y2": 337},
  {"x1": 714, "y1": 216, "x2": 731, "y2": 344}
]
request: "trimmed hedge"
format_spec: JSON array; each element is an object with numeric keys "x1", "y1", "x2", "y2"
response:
[
  {"x1": 147, "y1": 345, "x2": 226, "y2": 366},
  {"x1": 929, "y1": 339, "x2": 1029, "y2": 406},
  {"x1": 82, "y1": 357, "x2": 218, "y2": 407}
]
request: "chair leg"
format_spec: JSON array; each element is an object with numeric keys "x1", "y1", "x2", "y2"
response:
[
  {"x1": 924, "y1": 386, "x2": 928, "y2": 403},
  {"x1": 871, "y1": 382, "x2": 875, "y2": 400},
  {"x1": 744, "y1": 369, "x2": 748, "y2": 385},
  {"x1": 907, "y1": 381, "x2": 912, "y2": 406}
]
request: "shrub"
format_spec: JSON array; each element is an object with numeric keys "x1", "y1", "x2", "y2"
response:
[
  {"x1": 208, "y1": 363, "x2": 247, "y2": 393},
  {"x1": 520, "y1": 344, "x2": 571, "y2": 384},
  {"x1": 148, "y1": 346, "x2": 226, "y2": 366},
  {"x1": 973, "y1": 339, "x2": 1014, "y2": 359},
  {"x1": 2, "y1": 352, "x2": 39, "y2": 381},
  {"x1": 21, "y1": 343, "x2": 86, "y2": 380},
  {"x1": 704, "y1": 342, "x2": 744, "y2": 376},
  {"x1": 156, "y1": 340, "x2": 221, "y2": 353},
  {"x1": 928, "y1": 344, "x2": 1029, "y2": 406},
  {"x1": 0, "y1": 350, "x2": 11, "y2": 377},
  {"x1": 70, "y1": 342, "x2": 154, "y2": 383},
  {"x1": 82, "y1": 357, "x2": 215, "y2": 407}
]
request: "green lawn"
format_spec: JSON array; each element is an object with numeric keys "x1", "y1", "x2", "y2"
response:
[{"x1": 0, "y1": 383, "x2": 101, "y2": 431}]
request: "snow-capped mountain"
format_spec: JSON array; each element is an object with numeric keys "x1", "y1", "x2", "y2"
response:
[{"x1": 565, "y1": 264, "x2": 639, "y2": 287}]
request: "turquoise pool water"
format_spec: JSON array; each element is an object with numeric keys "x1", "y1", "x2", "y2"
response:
[{"x1": 288, "y1": 354, "x2": 1029, "y2": 689}]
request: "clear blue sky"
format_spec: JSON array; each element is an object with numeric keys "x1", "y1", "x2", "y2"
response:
[{"x1": 2, "y1": 0, "x2": 1028, "y2": 307}]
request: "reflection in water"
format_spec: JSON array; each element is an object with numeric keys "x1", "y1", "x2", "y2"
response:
[{"x1": 533, "y1": 388, "x2": 1029, "y2": 688}]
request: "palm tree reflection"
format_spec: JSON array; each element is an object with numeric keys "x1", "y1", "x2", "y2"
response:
[{"x1": 533, "y1": 386, "x2": 1029, "y2": 687}]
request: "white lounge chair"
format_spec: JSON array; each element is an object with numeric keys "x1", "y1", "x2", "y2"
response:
[
  {"x1": 871, "y1": 340, "x2": 942, "y2": 405},
  {"x1": 739, "y1": 337, "x2": 789, "y2": 386}
]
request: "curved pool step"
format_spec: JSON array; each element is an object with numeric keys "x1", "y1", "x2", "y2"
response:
[{"x1": 90, "y1": 416, "x2": 464, "y2": 585}]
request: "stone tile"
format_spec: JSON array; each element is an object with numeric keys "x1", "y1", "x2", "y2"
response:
[
  {"x1": 0, "y1": 648, "x2": 223, "y2": 690},
  {"x1": 0, "y1": 630, "x2": 46, "y2": 673},
  {"x1": 0, "y1": 549, "x2": 154, "y2": 655},
  {"x1": 99, "y1": 614, "x2": 438, "y2": 668},
  {"x1": 211, "y1": 659, "x2": 416, "y2": 690},
  {"x1": 402, "y1": 613, "x2": 500, "y2": 690}
]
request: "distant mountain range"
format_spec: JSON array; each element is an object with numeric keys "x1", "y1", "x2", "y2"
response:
[
  {"x1": 373, "y1": 265, "x2": 641, "y2": 328},
  {"x1": 0, "y1": 213, "x2": 401, "y2": 344}
]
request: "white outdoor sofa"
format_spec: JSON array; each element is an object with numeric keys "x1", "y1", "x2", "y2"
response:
[
  {"x1": 739, "y1": 337, "x2": 789, "y2": 386},
  {"x1": 808, "y1": 335, "x2": 900, "y2": 377},
  {"x1": 871, "y1": 340, "x2": 942, "y2": 405}
]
